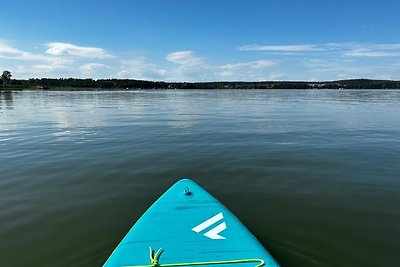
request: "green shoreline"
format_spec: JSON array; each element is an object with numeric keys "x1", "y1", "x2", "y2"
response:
[{"x1": 1, "y1": 78, "x2": 400, "y2": 90}]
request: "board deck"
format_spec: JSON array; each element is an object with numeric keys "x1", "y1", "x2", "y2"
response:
[{"x1": 103, "y1": 179, "x2": 280, "y2": 267}]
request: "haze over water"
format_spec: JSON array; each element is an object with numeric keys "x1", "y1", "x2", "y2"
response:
[{"x1": 1, "y1": 89, "x2": 399, "y2": 267}]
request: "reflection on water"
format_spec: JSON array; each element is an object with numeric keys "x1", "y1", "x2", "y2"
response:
[
  {"x1": 0, "y1": 89, "x2": 400, "y2": 267},
  {"x1": 0, "y1": 90, "x2": 14, "y2": 110}
]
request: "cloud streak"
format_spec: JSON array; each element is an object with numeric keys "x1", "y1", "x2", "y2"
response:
[
  {"x1": 340, "y1": 44, "x2": 400, "y2": 57},
  {"x1": 240, "y1": 42, "x2": 400, "y2": 58},
  {"x1": 221, "y1": 60, "x2": 277, "y2": 70},
  {"x1": 239, "y1": 44, "x2": 321, "y2": 52},
  {"x1": 46, "y1": 42, "x2": 112, "y2": 58}
]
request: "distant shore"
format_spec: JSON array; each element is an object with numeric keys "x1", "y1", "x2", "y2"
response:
[{"x1": 1, "y1": 78, "x2": 400, "y2": 90}]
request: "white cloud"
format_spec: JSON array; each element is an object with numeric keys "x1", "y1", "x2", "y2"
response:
[
  {"x1": 341, "y1": 44, "x2": 400, "y2": 57},
  {"x1": 0, "y1": 40, "x2": 76, "y2": 78},
  {"x1": 217, "y1": 60, "x2": 281, "y2": 81},
  {"x1": 80, "y1": 63, "x2": 110, "y2": 73},
  {"x1": 165, "y1": 51, "x2": 210, "y2": 81},
  {"x1": 221, "y1": 60, "x2": 277, "y2": 70},
  {"x1": 118, "y1": 52, "x2": 281, "y2": 81},
  {"x1": 0, "y1": 41, "x2": 114, "y2": 78},
  {"x1": 0, "y1": 40, "x2": 49, "y2": 61},
  {"x1": 343, "y1": 50, "x2": 400, "y2": 57},
  {"x1": 32, "y1": 64, "x2": 68, "y2": 73},
  {"x1": 166, "y1": 51, "x2": 204, "y2": 66},
  {"x1": 46, "y1": 42, "x2": 112, "y2": 58},
  {"x1": 239, "y1": 44, "x2": 321, "y2": 52},
  {"x1": 117, "y1": 58, "x2": 167, "y2": 80},
  {"x1": 339, "y1": 43, "x2": 400, "y2": 51}
]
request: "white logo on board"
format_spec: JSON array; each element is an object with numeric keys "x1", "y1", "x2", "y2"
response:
[{"x1": 192, "y1": 212, "x2": 227, "y2": 239}]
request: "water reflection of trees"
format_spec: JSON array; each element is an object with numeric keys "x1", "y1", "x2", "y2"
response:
[{"x1": 0, "y1": 90, "x2": 14, "y2": 109}]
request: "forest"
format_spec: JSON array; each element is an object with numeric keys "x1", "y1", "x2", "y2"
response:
[{"x1": 1, "y1": 73, "x2": 400, "y2": 90}]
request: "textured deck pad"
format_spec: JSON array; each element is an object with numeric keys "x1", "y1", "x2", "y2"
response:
[{"x1": 104, "y1": 179, "x2": 280, "y2": 267}]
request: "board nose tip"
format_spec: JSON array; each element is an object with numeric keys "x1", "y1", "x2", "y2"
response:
[
  {"x1": 173, "y1": 178, "x2": 199, "y2": 192},
  {"x1": 176, "y1": 177, "x2": 194, "y2": 183}
]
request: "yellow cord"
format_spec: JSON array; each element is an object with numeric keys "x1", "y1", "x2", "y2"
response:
[{"x1": 123, "y1": 248, "x2": 265, "y2": 267}]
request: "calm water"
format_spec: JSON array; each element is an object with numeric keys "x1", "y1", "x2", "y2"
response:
[{"x1": 1, "y1": 89, "x2": 399, "y2": 267}]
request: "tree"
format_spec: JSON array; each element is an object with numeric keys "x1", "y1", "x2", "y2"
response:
[{"x1": 1, "y1": 70, "x2": 12, "y2": 85}]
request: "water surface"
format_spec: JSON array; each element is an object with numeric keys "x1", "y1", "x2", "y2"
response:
[{"x1": 1, "y1": 89, "x2": 399, "y2": 267}]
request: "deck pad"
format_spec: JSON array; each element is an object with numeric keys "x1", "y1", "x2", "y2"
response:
[{"x1": 103, "y1": 179, "x2": 280, "y2": 267}]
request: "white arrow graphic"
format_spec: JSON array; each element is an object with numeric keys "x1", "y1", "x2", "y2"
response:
[{"x1": 192, "y1": 212, "x2": 227, "y2": 239}]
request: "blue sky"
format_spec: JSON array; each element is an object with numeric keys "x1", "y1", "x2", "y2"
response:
[{"x1": 1, "y1": 0, "x2": 400, "y2": 81}]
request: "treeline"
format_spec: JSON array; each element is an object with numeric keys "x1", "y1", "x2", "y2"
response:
[
  {"x1": 2, "y1": 78, "x2": 400, "y2": 89},
  {"x1": 3, "y1": 78, "x2": 167, "y2": 89}
]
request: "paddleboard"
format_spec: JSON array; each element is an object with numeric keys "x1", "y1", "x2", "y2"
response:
[{"x1": 103, "y1": 179, "x2": 280, "y2": 267}]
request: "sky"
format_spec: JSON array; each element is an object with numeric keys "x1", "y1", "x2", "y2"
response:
[{"x1": 1, "y1": 0, "x2": 400, "y2": 81}]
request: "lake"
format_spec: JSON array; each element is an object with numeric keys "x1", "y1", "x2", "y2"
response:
[{"x1": 1, "y1": 89, "x2": 399, "y2": 267}]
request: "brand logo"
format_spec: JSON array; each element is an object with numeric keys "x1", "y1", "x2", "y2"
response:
[{"x1": 192, "y1": 212, "x2": 227, "y2": 239}]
